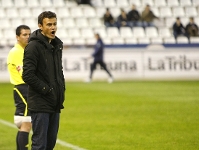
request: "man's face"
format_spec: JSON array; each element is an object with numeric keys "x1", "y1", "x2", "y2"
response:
[
  {"x1": 39, "y1": 17, "x2": 57, "y2": 41},
  {"x1": 17, "y1": 29, "x2": 31, "y2": 48}
]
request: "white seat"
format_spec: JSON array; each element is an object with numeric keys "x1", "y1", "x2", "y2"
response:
[
  {"x1": 138, "y1": 38, "x2": 150, "y2": 44},
  {"x1": 32, "y1": 8, "x2": 44, "y2": 19},
  {"x1": 91, "y1": 0, "x2": 104, "y2": 7},
  {"x1": 132, "y1": 27, "x2": 145, "y2": 38},
  {"x1": 86, "y1": 38, "x2": 96, "y2": 45},
  {"x1": 0, "y1": 18, "x2": 11, "y2": 29},
  {"x1": 194, "y1": 17, "x2": 199, "y2": 26},
  {"x1": 43, "y1": 7, "x2": 56, "y2": 13},
  {"x1": 52, "y1": 0, "x2": 65, "y2": 7},
  {"x1": 73, "y1": 38, "x2": 85, "y2": 45},
  {"x1": 75, "y1": 18, "x2": 89, "y2": 28},
  {"x1": 93, "y1": 27, "x2": 107, "y2": 38},
  {"x1": 65, "y1": 0, "x2": 78, "y2": 7},
  {"x1": 10, "y1": 18, "x2": 24, "y2": 28},
  {"x1": 57, "y1": 7, "x2": 70, "y2": 18},
  {"x1": 39, "y1": 0, "x2": 52, "y2": 7},
  {"x1": 88, "y1": 18, "x2": 103, "y2": 28},
  {"x1": 151, "y1": 7, "x2": 160, "y2": 17},
  {"x1": 190, "y1": 37, "x2": 199, "y2": 43},
  {"x1": 3, "y1": 28, "x2": 15, "y2": 40},
  {"x1": 56, "y1": 28, "x2": 68, "y2": 39},
  {"x1": 158, "y1": 27, "x2": 172, "y2": 38},
  {"x1": 180, "y1": 17, "x2": 189, "y2": 26},
  {"x1": 192, "y1": 0, "x2": 199, "y2": 6},
  {"x1": 82, "y1": 7, "x2": 96, "y2": 18},
  {"x1": 0, "y1": 8, "x2": 6, "y2": 18},
  {"x1": 125, "y1": 38, "x2": 138, "y2": 44},
  {"x1": 112, "y1": 38, "x2": 124, "y2": 45},
  {"x1": 96, "y1": 7, "x2": 106, "y2": 18},
  {"x1": 165, "y1": 17, "x2": 176, "y2": 28},
  {"x1": 145, "y1": 27, "x2": 158, "y2": 38},
  {"x1": 24, "y1": 18, "x2": 38, "y2": 30},
  {"x1": 159, "y1": 7, "x2": 172, "y2": 18},
  {"x1": 172, "y1": 7, "x2": 185, "y2": 17},
  {"x1": 116, "y1": 0, "x2": 129, "y2": 7},
  {"x1": 151, "y1": 38, "x2": 163, "y2": 44},
  {"x1": 185, "y1": 7, "x2": 198, "y2": 17},
  {"x1": 14, "y1": 0, "x2": 26, "y2": 8},
  {"x1": 68, "y1": 28, "x2": 81, "y2": 38},
  {"x1": 163, "y1": 37, "x2": 176, "y2": 44},
  {"x1": 177, "y1": 37, "x2": 189, "y2": 44},
  {"x1": 107, "y1": 27, "x2": 120, "y2": 38},
  {"x1": 6, "y1": 8, "x2": 19, "y2": 18},
  {"x1": 142, "y1": 0, "x2": 154, "y2": 6},
  {"x1": 167, "y1": 0, "x2": 179, "y2": 6},
  {"x1": 120, "y1": 27, "x2": 133, "y2": 38},
  {"x1": 70, "y1": 7, "x2": 83, "y2": 18},
  {"x1": 104, "y1": 0, "x2": 116, "y2": 7},
  {"x1": 103, "y1": 38, "x2": 112, "y2": 45},
  {"x1": 27, "y1": 0, "x2": 39, "y2": 7},
  {"x1": 154, "y1": 0, "x2": 166, "y2": 7},
  {"x1": 62, "y1": 18, "x2": 76, "y2": 28},
  {"x1": 62, "y1": 38, "x2": 73, "y2": 45},
  {"x1": 109, "y1": 7, "x2": 121, "y2": 18},
  {"x1": 179, "y1": 0, "x2": 192, "y2": 6},
  {"x1": 1, "y1": 0, "x2": 14, "y2": 8},
  {"x1": 19, "y1": 8, "x2": 32, "y2": 18},
  {"x1": 80, "y1": 28, "x2": 94, "y2": 38},
  {"x1": 129, "y1": 0, "x2": 141, "y2": 6}
]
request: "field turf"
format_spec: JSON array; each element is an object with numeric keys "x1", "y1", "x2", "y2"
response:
[{"x1": 0, "y1": 81, "x2": 199, "y2": 150}]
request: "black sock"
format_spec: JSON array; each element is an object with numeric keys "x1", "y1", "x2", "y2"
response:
[
  {"x1": 16, "y1": 131, "x2": 20, "y2": 150},
  {"x1": 17, "y1": 131, "x2": 29, "y2": 150}
]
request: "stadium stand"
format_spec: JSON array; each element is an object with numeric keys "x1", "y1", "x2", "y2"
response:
[{"x1": 0, "y1": 0, "x2": 199, "y2": 47}]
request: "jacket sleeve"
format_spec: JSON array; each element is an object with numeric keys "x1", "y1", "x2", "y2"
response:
[
  {"x1": 22, "y1": 42, "x2": 50, "y2": 95},
  {"x1": 92, "y1": 41, "x2": 102, "y2": 57}
]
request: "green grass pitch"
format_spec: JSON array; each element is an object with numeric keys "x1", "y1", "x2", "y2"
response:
[{"x1": 0, "y1": 81, "x2": 199, "y2": 150}]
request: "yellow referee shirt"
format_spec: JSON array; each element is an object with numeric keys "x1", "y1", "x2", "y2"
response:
[{"x1": 7, "y1": 43, "x2": 25, "y2": 85}]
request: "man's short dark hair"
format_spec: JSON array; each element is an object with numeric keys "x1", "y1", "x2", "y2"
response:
[
  {"x1": 16, "y1": 25, "x2": 30, "y2": 36},
  {"x1": 38, "y1": 11, "x2": 57, "y2": 25}
]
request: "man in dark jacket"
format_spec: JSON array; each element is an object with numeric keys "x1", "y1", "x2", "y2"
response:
[
  {"x1": 86, "y1": 33, "x2": 113, "y2": 83},
  {"x1": 127, "y1": 4, "x2": 142, "y2": 27},
  {"x1": 22, "y1": 11, "x2": 65, "y2": 150}
]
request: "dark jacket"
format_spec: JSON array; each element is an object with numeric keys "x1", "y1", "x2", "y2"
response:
[
  {"x1": 92, "y1": 38, "x2": 104, "y2": 62},
  {"x1": 173, "y1": 23, "x2": 185, "y2": 34},
  {"x1": 22, "y1": 29, "x2": 65, "y2": 113},
  {"x1": 128, "y1": 10, "x2": 140, "y2": 21}
]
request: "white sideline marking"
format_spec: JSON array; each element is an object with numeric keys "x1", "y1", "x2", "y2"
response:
[{"x1": 0, "y1": 119, "x2": 87, "y2": 150}]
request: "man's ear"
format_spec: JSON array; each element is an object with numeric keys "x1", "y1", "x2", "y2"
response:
[{"x1": 38, "y1": 24, "x2": 42, "y2": 30}]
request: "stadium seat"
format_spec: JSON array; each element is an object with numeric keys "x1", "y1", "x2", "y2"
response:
[
  {"x1": 57, "y1": 7, "x2": 70, "y2": 18},
  {"x1": 70, "y1": 7, "x2": 83, "y2": 18},
  {"x1": 145, "y1": 27, "x2": 158, "y2": 38},
  {"x1": 24, "y1": 18, "x2": 38, "y2": 30},
  {"x1": 73, "y1": 38, "x2": 85, "y2": 45},
  {"x1": 19, "y1": 8, "x2": 32, "y2": 18},
  {"x1": 6, "y1": 8, "x2": 19, "y2": 19},
  {"x1": 0, "y1": 18, "x2": 11, "y2": 29},
  {"x1": 151, "y1": 7, "x2": 160, "y2": 17},
  {"x1": 52, "y1": 0, "x2": 65, "y2": 8},
  {"x1": 103, "y1": 0, "x2": 116, "y2": 7},
  {"x1": 172, "y1": 7, "x2": 185, "y2": 17},
  {"x1": 62, "y1": 18, "x2": 76, "y2": 28},
  {"x1": 82, "y1": 7, "x2": 96, "y2": 18},
  {"x1": 194, "y1": 17, "x2": 199, "y2": 26},
  {"x1": 165, "y1": 17, "x2": 176, "y2": 28},
  {"x1": 154, "y1": 0, "x2": 166, "y2": 7},
  {"x1": 88, "y1": 18, "x2": 103, "y2": 28},
  {"x1": 163, "y1": 37, "x2": 176, "y2": 44},
  {"x1": 158, "y1": 27, "x2": 172, "y2": 38},
  {"x1": 192, "y1": 0, "x2": 199, "y2": 6},
  {"x1": 91, "y1": 0, "x2": 104, "y2": 7},
  {"x1": 95, "y1": 7, "x2": 106, "y2": 18},
  {"x1": 179, "y1": 0, "x2": 192, "y2": 6},
  {"x1": 2, "y1": 28, "x2": 15, "y2": 41},
  {"x1": 32, "y1": 8, "x2": 44, "y2": 18},
  {"x1": 103, "y1": 38, "x2": 112, "y2": 45},
  {"x1": 14, "y1": 0, "x2": 26, "y2": 8},
  {"x1": 39, "y1": 0, "x2": 52, "y2": 7},
  {"x1": 56, "y1": 28, "x2": 68, "y2": 39},
  {"x1": 62, "y1": 38, "x2": 73, "y2": 45},
  {"x1": 75, "y1": 18, "x2": 89, "y2": 28},
  {"x1": 65, "y1": 0, "x2": 78, "y2": 7},
  {"x1": 142, "y1": 0, "x2": 154, "y2": 6},
  {"x1": 0, "y1": 8, "x2": 6, "y2": 18},
  {"x1": 86, "y1": 38, "x2": 96, "y2": 45},
  {"x1": 138, "y1": 38, "x2": 150, "y2": 44},
  {"x1": 27, "y1": 0, "x2": 39, "y2": 8},
  {"x1": 93, "y1": 27, "x2": 107, "y2": 38},
  {"x1": 167, "y1": 0, "x2": 179, "y2": 6},
  {"x1": 190, "y1": 37, "x2": 199, "y2": 43},
  {"x1": 1, "y1": 0, "x2": 14, "y2": 8},
  {"x1": 185, "y1": 7, "x2": 198, "y2": 17},
  {"x1": 68, "y1": 28, "x2": 81, "y2": 38},
  {"x1": 120, "y1": 27, "x2": 133, "y2": 38},
  {"x1": 177, "y1": 37, "x2": 189, "y2": 44},
  {"x1": 107, "y1": 27, "x2": 120, "y2": 38},
  {"x1": 180, "y1": 17, "x2": 189, "y2": 26},
  {"x1": 10, "y1": 18, "x2": 24, "y2": 28},
  {"x1": 112, "y1": 38, "x2": 125, "y2": 45},
  {"x1": 151, "y1": 37, "x2": 163, "y2": 44},
  {"x1": 116, "y1": 0, "x2": 129, "y2": 7},
  {"x1": 159, "y1": 7, "x2": 172, "y2": 18},
  {"x1": 80, "y1": 28, "x2": 94, "y2": 38},
  {"x1": 129, "y1": 0, "x2": 141, "y2": 6},
  {"x1": 124, "y1": 38, "x2": 138, "y2": 44},
  {"x1": 132, "y1": 27, "x2": 145, "y2": 38},
  {"x1": 109, "y1": 7, "x2": 121, "y2": 18}
]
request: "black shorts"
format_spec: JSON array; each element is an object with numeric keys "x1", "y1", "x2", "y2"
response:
[{"x1": 13, "y1": 84, "x2": 30, "y2": 116}]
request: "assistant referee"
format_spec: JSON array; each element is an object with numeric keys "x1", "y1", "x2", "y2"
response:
[{"x1": 7, "y1": 25, "x2": 31, "y2": 150}]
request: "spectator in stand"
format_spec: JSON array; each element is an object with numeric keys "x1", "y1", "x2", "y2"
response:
[
  {"x1": 117, "y1": 9, "x2": 130, "y2": 28},
  {"x1": 103, "y1": 8, "x2": 116, "y2": 27},
  {"x1": 186, "y1": 17, "x2": 199, "y2": 37},
  {"x1": 127, "y1": 4, "x2": 142, "y2": 27},
  {"x1": 173, "y1": 17, "x2": 190, "y2": 43},
  {"x1": 141, "y1": 4, "x2": 158, "y2": 27}
]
